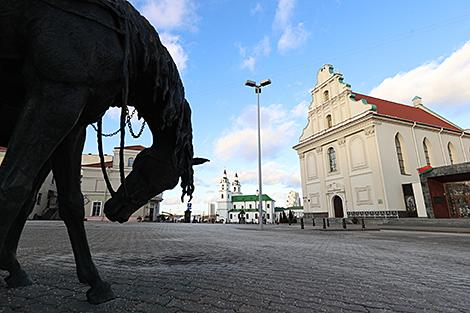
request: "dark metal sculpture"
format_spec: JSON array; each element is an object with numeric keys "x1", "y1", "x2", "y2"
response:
[{"x1": 0, "y1": 0, "x2": 207, "y2": 304}]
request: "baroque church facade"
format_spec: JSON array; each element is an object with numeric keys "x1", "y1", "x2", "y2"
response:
[
  {"x1": 294, "y1": 64, "x2": 470, "y2": 219},
  {"x1": 216, "y1": 170, "x2": 276, "y2": 223}
]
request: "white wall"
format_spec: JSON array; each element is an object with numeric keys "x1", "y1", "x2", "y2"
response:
[{"x1": 295, "y1": 64, "x2": 470, "y2": 219}]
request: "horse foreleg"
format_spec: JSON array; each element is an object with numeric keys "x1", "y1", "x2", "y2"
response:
[
  {"x1": 0, "y1": 163, "x2": 52, "y2": 288},
  {"x1": 0, "y1": 81, "x2": 88, "y2": 282},
  {"x1": 52, "y1": 126, "x2": 115, "y2": 305}
]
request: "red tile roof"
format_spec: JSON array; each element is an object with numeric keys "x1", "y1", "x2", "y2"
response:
[
  {"x1": 352, "y1": 93, "x2": 461, "y2": 132},
  {"x1": 113, "y1": 145, "x2": 146, "y2": 151},
  {"x1": 83, "y1": 161, "x2": 113, "y2": 168}
]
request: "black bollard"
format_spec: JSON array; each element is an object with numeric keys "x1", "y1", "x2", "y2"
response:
[
  {"x1": 300, "y1": 218, "x2": 304, "y2": 229},
  {"x1": 326, "y1": 218, "x2": 330, "y2": 227},
  {"x1": 362, "y1": 218, "x2": 365, "y2": 229},
  {"x1": 312, "y1": 218, "x2": 315, "y2": 227},
  {"x1": 342, "y1": 218, "x2": 346, "y2": 229},
  {"x1": 322, "y1": 218, "x2": 326, "y2": 229}
]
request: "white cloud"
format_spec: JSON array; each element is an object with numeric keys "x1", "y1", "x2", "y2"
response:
[
  {"x1": 254, "y1": 36, "x2": 271, "y2": 57},
  {"x1": 273, "y1": 0, "x2": 309, "y2": 54},
  {"x1": 214, "y1": 104, "x2": 300, "y2": 161},
  {"x1": 238, "y1": 37, "x2": 272, "y2": 72},
  {"x1": 159, "y1": 32, "x2": 188, "y2": 71},
  {"x1": 139, "y1": 0, "x2": 197, "y2": 31},
  {"x1": 291, "y1": 100, "x2": 309, "y2": 118},
  {"x1": 251, "y1": 3, "x2": 263, "y2": 15},
  {"x1": 277, "y1": 23, "x2": 309, "y2": 54},
  {"x1": 104, "y1": 107, "x2": 142, "y2": 125},
  {"x1": 134, "y1": 0, "x2": 197, "y2": 73},
  {"x1": 241, "y1": 56, "x2": 256, "y2": 71},
  {"x1": 238, "y1": 161, "x2": 300, "y2": 187},
  {"x1": 274, "y1": 0, "x2": 295, "y2": 30},
  {"x1": 370, "y1": 41, "x2": 470, "y2": 107}
]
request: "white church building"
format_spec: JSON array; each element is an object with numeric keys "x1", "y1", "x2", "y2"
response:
[
  {"x1": 216, "y1": 170, "x2": 276, "y2": 223},
  {"x1": 294, "y1": 64, "x2": 470, "y2": 219}
]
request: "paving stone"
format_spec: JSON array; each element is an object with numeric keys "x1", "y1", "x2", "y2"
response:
[{"x1": 0, "y1": 222, "x2": 469, "y2": 312}]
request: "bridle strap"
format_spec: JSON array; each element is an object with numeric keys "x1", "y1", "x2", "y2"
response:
[{"x1": 97, "y1": 118, "x2": 116, "y2": 197}]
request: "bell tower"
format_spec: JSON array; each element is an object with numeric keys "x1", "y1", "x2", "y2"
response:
[
  {"x1": 232, "y1": 173, "x2": 242, "y2": 195},
  {"x1": 216, "y1": 170, "x2": 232, "y2": 223},
  {"x1": 219, "y1": 169, "x2": 231, "y2": 201}
]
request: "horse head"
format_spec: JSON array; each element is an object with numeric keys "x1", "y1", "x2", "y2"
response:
[{"x1": 104, "y1": 146, "x2": 208, "y2": 223}]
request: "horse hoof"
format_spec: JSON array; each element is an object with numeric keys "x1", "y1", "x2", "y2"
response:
[
  {"x1": 86, "y1": 281, "x2": 115, "y2": 305},
  {"x1": 5, "y1": 269, "x2": 33, "y2": 288}
]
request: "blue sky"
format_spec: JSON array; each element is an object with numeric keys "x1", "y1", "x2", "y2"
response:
[{"x1": 83, "y1": 0, "x2": 470, "y2": 215}]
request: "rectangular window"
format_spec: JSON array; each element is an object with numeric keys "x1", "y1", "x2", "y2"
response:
[
  {"x1": 91, "y1": 201, "x2": 102, "y2": 216},
  {"x1": 267, "y1": 203, "x2": 270, "y2": 208},
  {"x1": 255, "y1": 213, "x2": 258, "y2": 219},
  {"x1": 267, "y1": 214, "x2": 270, "y2": 219},
  {"x1": 234, "y1": 205, "x2": 236, "y2": 209},
  {"x1": 249, "y1": 204, "x2": 252, "y2": 209},
  {"x1": 230, "y1": 214, "x2": 233, "y2": 219},
  {"x1": 246, "y1": 213, "x2": 249, "y2": 219}
]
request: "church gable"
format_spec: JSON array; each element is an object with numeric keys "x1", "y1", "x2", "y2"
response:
[{"x1": 300, "y1": 64, "x2": 374, "y2": 142}]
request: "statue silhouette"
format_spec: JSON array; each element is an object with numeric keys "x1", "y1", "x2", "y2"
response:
[{"x1": 0, "y1": 0, "x2": 207, "y2": 304}]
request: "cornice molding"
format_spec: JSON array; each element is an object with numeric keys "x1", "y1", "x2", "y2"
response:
[{"x1": 295, "y1": 113, "x2": 374, "y2": 153}]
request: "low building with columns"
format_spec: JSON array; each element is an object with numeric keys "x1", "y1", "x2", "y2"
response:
[{"x1": 294, "y1": 64, "x2": 470, "y2": 219}]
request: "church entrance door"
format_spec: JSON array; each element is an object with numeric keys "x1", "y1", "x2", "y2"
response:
[{"x1": 333, "y1": 196, "x2": 344, "y2": 218}]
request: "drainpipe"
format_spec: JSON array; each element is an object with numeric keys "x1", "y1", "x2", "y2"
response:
[
  {"x1": 438, "y1": 128, "x2": 446, "y2": 165},
  {"x1": 411, "y1": 122, "x2": 420, "y2": 166},
  {"x1": 460, "y1": 131, "x2": 468, "y2": 162}
]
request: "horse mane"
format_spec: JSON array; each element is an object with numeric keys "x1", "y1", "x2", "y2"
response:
[
  {"x1": 122, "y1": 1, "x2": 195, "y2": 201},
  {"x1": 175, "y1": 100, "x2": 195, "y2": 201}
]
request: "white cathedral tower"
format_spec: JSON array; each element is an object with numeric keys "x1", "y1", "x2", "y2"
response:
[
  {"x1": 216, "y1": 170, "x2": 232, "y2": 221},
  {"x1": 232, "y1": 173, "x2": 242, "y2": 194}
]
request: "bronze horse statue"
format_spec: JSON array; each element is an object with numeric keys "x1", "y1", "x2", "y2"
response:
[{"x1": 0, "y1": 0, "x2": 207, "y2": 304}]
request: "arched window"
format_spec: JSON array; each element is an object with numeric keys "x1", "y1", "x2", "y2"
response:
[
  {"x1": 326, "y1": 114, "x2": 332, "y2": 128},
  {"x1": 127, "y1": 157, "x2": 134, "y2": 167},
  {"x1": 395, "y1": 134, "x2": 406, "y2": 174},
  {"x1": 323, "y1": 90, "x2": 329, "y2": 102},
  {"x1": 423, "y1": 138, "x2": 431, "y2": 166},
  {"x1": 448, "y1": 142, "x2": 455, "y2": 165},
  {"x1": 327, "y1": 147, "x2": 337, "y2": 172}
]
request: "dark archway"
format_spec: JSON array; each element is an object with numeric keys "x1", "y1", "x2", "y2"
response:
[{"x1": 333, "y1": 196, "x2": 344, "y2": 218}]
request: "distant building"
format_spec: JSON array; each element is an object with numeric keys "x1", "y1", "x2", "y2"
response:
[
  {"x1": 1, "y1": 146, "x2": 57, "y2": 219},
  {"x1": 294, "y1": 64, "x2": 470, "y2": 219},
  {"x1": 206, "y1": 202, "x2": 217, "y2": 221},
  {"x1": 0, "y1": 145, "x2": 163, "y2": 221},
  {"x1": 286, "y1": 191, "x2": 301, "y2": 207},
  {"x1": 80, "y1": 145, "x2": 162, "y2": 221},
  {"x1": 216, "y1": 170, "x2": 276, "y2": 223}
]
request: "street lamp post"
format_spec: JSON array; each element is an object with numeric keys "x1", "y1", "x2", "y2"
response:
[{"x1": 245, "y1": 79, "x2": 271, "y2": 230}]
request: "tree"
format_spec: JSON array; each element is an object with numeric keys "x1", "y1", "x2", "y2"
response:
[
  {"x1": 288, "y1": 210, "x2": 294, "y2": 225},
  {"x1": 280, "y1": 211, "x2": 288, "y2": 223}
]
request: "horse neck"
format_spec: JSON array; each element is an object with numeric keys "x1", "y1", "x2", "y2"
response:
[
  {"x1": 149, "y1": 120, "x2": 177, "y2": 153},
  {"x1": 0, "y1": 1, "x2": 23, "y2": 18}
]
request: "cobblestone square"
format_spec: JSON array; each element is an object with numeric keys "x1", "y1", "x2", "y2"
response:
[{"x1": 1, "y1": 221, "x2": 470, "y2": 313}]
